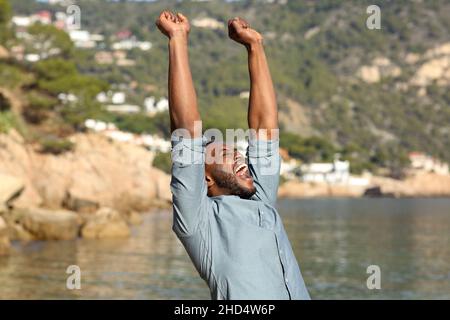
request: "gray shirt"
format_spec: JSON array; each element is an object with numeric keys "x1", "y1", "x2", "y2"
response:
[{"x1": 170, "y1": 135, "x2": 310, "y2": 300}]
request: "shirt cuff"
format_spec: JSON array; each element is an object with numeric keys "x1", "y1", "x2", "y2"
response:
[
  {"x1": 171, "y1": 134, "x2": 205, "y2": 165},
  {"x1": 247, "y1": 137, "x2": 279, "y2": 158}
]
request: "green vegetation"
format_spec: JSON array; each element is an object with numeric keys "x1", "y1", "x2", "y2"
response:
[
  {"x1": 0, "y1": 111, "x2": 14, "y2": 133},
  {"x1": 34, "y1": 58, "x2": 107, "y2": 98},
  {"x1": 27, "y1": 24, "x2": 74, "y2": 58},
  {"x1": 39, "y1": 136, "x2": 75, "y2": 155},
  {"x1": 152, "y1": 151, "x2": 171, "y2": 174},
  {"x1": 3, "y1": 0, "x2": 450, "y2": 173},
  {"x1": 280, "y1": 132, "x2": 336, "y2": 163},
  {"x1": 0, "y1": 0, "x2": 11, "y2": 43},
  {"x1": 100, "y1": 112, "x2": 171, "y2": 137}
]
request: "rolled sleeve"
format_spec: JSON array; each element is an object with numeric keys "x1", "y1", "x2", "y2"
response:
[
  {"x1": 171, "y1": 135, "x2": 205, "y2": 165},
  {"x1": 171, "y1": 134, "x2": 210, "y2": 236},
  {"x1": 247, "y1": 137, "x2": 281, "y2": 206}
]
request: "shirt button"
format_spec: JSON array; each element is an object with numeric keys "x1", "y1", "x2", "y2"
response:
[{"x1": 285, "y1": 278, "x2": 289, "y2": 284}]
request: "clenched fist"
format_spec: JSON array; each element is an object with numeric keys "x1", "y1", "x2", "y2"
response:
[
  {"x1": 228, "y1": 17, "x2": 263, "y2": 47},
  {"x1": 156, "y1": 11, "x2": 190, "y2": 38}
]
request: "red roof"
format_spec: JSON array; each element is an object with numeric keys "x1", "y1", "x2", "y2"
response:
[
  {"x1": 37, "y1": 10, "x2": 52, "y2": 18},
  {"x1": 116, "y1": 30, "x2": 132, "y2": 40}
]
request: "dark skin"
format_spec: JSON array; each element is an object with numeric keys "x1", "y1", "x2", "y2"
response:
[{"x1": 156, "y1": 13, "x2": 278, "y2": 197}]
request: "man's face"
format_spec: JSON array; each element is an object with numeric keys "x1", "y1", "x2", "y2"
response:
[{"x1": 205, "y1": 142, "x2": 256, "y2": 198}]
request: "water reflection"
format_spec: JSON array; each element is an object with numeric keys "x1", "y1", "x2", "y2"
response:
[
  {"x1": 0, "y1": 199, "x2": 449, "y2": 299},
  {"x1": 279, "y1": 198, "x2": 450, "y2": 299},
  {"x1": 0, "y1": 211, "x2": 208, "y2": 299}
]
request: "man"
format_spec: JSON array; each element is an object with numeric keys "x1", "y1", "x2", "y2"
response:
[{"x1": 156, "y1": 11, "x2": 310, "y2": 300}]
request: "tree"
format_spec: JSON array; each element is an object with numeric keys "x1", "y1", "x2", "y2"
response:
[
  {"x1": 27, "y1": 24, "x2": 74, "y2": 59},
  {"x1": 0, "y1": 0, "x2": 12, "y2": 43}
]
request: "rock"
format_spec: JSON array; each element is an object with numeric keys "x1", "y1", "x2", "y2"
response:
[
  {"x1": 0, "y1": 131, "x2": 43, "y2": 208},
  {"x1": 8, "y1": 222, "x2": 35, "y2": 242},
  {"x1": 63, "y1": 192, "x2": 99, "y2": 213},
  {"x1": 278, "y1": 180, "x2": 366, "y2": 198},
  {"x1": 125, "y1": 211, "x2": 143, "y2": 226},
  {"x1": 81, "y1": 207, "x2": 130, "y2": 239},
  {"x1": 0, "y1": 173, "x2": 24, "y2": 206},
  {"x1": 357, "y1": 57, "x2": 401, "y2": 84},
  {"x1": 0, "y1": 216, "x2": 10, "y2": 256},
  {"x1": 370, "y1": 172, "x2": 450, "y2": 197},
  {"x1": 0, "y1": 131, "x2": 171, "y2": 213},
  {"x1": 20, "y1": 208, "x2": 80, "y2": 240},
  {"x1": 411, "y1": 55, "x2": 450, "y2": 87},
  {"x1": 363, "y1": 186, "x2": 395, "y2": 198},
  {"x1": 154, "y1": 171, "x2": 172, "y2": 203}
]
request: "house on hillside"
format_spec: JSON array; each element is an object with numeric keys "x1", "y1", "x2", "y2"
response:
[
  {"x1": 409, "y1": 152, "x2": 449, "y2": 175},
  {"x1": 144, "y1": 97, "x2": 169, "y2": 115},
  {"x1": 192, "y1": 17, "x2": 224, "y2": 30},
  {"x1": 299, "y1": 157, "x2": 350, "y2": 184}
]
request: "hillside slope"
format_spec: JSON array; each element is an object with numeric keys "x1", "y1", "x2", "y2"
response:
[{"x1": 9, "y1": 0, "x2": 450, "y2": 173}]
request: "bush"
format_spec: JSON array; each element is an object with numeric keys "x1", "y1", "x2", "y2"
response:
[
  {"x1": 280, "y1": 131, "x2": 336, "y2": 162},
  {"x1": 152, "y1": 152, "x2": 171, "y2": 174},
  {"x1": 22, "y1": 91, "x2": 58, "y2": 124},
  {"x1": 0, "y1": 63, "x2": 34, "y2": 88},
  {"x1": 40, "y1": 137, "x2": 75, "y2": 155},
  {"x1": 0, "y1": 111, "x2": 15, "y2": 133},
  {"x1": 0, "y1": 92, "x2": 10, "y2": 111},
  {"x1": 0, "y1": 0, "x2": 12, "y2": 43},
  {"x1": 27, "y1": 24, "x2": 74, "y2": 58}
]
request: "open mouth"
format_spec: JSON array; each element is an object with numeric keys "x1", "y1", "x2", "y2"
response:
[{"x1": 234, "y1": 163, "x2": 251, "y2": 179}]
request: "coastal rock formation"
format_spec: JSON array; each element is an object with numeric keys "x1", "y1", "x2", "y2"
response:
[
  {"x1": 0, "y1": 130, "x2": 171, "y2": 213},
  {"x1": 0, "y1": 173, "x2": 24, "y2": 206},
  {"x1": 370, "y1": 173, "x2": 450, "y2": 197},
  {"x1": 0, "y1": 216, "x2": 10, "y2": 256},
  {"x1": 81, "y1": 207, "x2": 130, "y2": 239},
  {"x1": 278, "y1": 180, "x2": 366, "y2": 198},
  {"x1": 278, "y1": 172, "x2": 450, "y2": 198},
  {"x1": 19, "y1": 208, "x2": 80, "y2": 240},
  {"x1": 125, "y1": 210, "x2": 143, "y2": 226}
]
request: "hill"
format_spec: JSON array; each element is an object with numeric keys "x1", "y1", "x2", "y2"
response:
[{"x1": 5, "y1": 0, "x2": 450, "y2": 175}]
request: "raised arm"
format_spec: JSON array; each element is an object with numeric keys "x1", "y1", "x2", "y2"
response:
[
  {"x1": 156, "y1": 11, "x2": 201, "y2": 137},
  {"x1": 228, "y1": 17, "x2": 278, "y2": 140},
  {"x1": 228, "y1": 17, "x2": 280, "y2": 205},
  {"x1": 156, "y1": 11, "x2": 209, "y2": 237}
]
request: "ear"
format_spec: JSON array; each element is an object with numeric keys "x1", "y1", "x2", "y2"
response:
[{"x1": 205, "y1": 174, "x2": 215, "y2": 188}]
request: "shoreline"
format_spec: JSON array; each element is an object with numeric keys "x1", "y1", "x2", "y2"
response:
[
  {"x1": 278, "y1": 172, "x2": 450, "y2": 199},
  {"x1": 2, "y1": 130, "x2": 450, "y2": 255}
]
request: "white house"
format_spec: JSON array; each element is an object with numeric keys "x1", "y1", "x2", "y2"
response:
[
  {"x1": 192, "y1": 17, "x2": 224, "y2": 30},
  {"x1": 57, "y1": 93, "x2": 78, "y2": 103},
  {"x1": 24, "y1": 54, "x2": 41, "y2": 62},
  {"x1": 105, "y1": 104, "x2": 140, "y2": 114},
  {"x1": 12, "y1": 16, "x2": 32, "y2": 27},
  {"x1": 300, "y1": 158, "x2": 350, "y2": 184},
  {"x1": 68, "y1": 30, "x2": 97, "y2": 48},
  {"x1": 280, "y1": 159, "x2": 299, "y2": 179},
  {"x1": 84, "y1": 119, "x2": 171, "y2": 152},
  {"x1": 97, "y1": 91, "x2": 128, "y2": 106},
  {"x1": 141, "y1": 134, "x2": 171, "y2": 152},
  {"x1": 112, "y1": 38, "x2": 152, "y2": 51},
  {"x1": 144, "y1": 97, "x2": 169, "y2": 115},
  {"x1": 111, "y1": 92, "x2": 126, "y2": 105}
]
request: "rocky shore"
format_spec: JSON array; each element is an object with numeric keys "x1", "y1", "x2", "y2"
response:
[
  {"x1": 278, "y1": 172, "x2": 450, "y2": 198},
  {"x1": 2, "y1": 129, "x2": 449, "y2": 256},
  {"x1": 0, "y1": 130, "x2": 171, "y2": 255}
]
